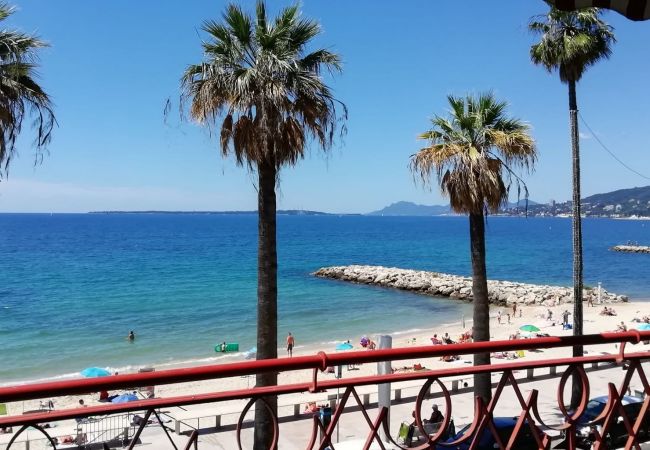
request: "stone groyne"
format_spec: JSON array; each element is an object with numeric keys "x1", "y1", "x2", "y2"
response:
[
  {"x1": 313, "y1": 265, "x2": 628, "y2": 306},
  {"x1": 612, "y1": 245, "x2": 650, "y2": 254}
]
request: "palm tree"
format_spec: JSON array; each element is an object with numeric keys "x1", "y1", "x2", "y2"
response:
[
  {"x1": 0, "y1": 3, "x2": 55, "y2": 179},
  {"x1": 529, "y1": 6, "x2": 615, "y2": 408},
  {"x1": 180, "y1": 2, "x2": 345, "y2": 447},
  {"x1": 411, "y1": 93, "x2": 536, "y2": 403}
]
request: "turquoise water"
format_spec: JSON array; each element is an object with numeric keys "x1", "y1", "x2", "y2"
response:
[{"x1": 0, "y1": 214, "x2": 648, "y2": 384}]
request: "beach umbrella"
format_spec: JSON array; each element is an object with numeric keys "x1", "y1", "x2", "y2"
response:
[
  {"x1": 519, "y1": 325, "x2": 541, "y2": 333},
  {"x1": 335, "y1": 342, "x2": 353, "y2": 351},
  {"x1": 111, "y1": 393, "x2": 139, "y2": 403},
  {"x1": 637, "y1": 323, "x2": 650, "y2": 331},
  {"x1": 80, "y1": 367, "x2": 110, "y2": 378}
]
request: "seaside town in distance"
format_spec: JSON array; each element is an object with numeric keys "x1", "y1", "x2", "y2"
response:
[{"x1": 500, "y1": 185, "x2": 650, "y2": 218}]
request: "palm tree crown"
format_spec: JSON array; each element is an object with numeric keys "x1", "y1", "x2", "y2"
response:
[
  {"x1": 411, "y1": 93, "x2": 536, "y2": 214},
  {"x1": 0, "y1": 2, "x2": 55, "y2": 179},
  {"x1": 529, "y1": 7, "x2": 615, "y2": 83},
  {"x1": 181, "y1": 1, "x2": 346, "y2": 169}
]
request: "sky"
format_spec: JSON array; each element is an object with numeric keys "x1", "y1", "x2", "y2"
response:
[{"x1": 1, "y1": 0, "x2": 649, "y2": 214}]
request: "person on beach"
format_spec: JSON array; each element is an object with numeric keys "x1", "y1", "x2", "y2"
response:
[
  {"x1": 426, "y1": 404, "x2": 444, "y2": 424},
  {"x1": 617, "y1": 321, "x2": 627, "y2": 332},
  {"x1": 547, "y1": 309, "x2": 553, "y2": 321},
  {"x1": 497, "y1": 310, "x2": 502, "y2": 324},
  {"x1": 506, "y1": 313, "x2": 511, "y2": 324},
  {"x1": 512, "y1": 303, "x2": 517, "y2": 316},
  {"x1": 287, "y1": 332, "x2": 295, "y2": 357},
  {"x1": 562, "y1": 310, "x2": 570, "y2": 326}
]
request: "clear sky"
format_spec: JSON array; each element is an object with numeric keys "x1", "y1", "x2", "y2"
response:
[{"x1": 1, "y1": 1, "x2": 649, "y2": 213}]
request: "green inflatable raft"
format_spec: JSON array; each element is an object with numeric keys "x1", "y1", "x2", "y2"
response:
[{"x1": 215, "y1": 342, "x2": 239, "y2": 353}]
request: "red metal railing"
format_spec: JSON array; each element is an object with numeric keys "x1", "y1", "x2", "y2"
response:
[{"x1": 1, "y1": 331, "x2": 650, "y2": 449}]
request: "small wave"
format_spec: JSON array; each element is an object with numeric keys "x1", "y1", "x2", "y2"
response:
[{"x1": 392, "y1": 328, "x2": 424, "y2": 336}]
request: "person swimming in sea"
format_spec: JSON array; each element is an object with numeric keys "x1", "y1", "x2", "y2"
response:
[{"x1": 127, "y1": 331, "x2": 135, "y2": 341}]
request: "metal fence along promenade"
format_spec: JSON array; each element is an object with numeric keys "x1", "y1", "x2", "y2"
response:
[{"x1": 2, "y1": 331, "x2": 650, "y2": 449}]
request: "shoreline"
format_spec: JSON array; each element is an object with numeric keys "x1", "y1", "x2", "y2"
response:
[
  {"x1": 5, "y1": 300, "x2": 649, "y2": 419},
  {"x1": 3, "y1": 300, "x2": 646, "y2": 390}
]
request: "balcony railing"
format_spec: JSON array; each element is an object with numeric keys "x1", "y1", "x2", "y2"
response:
[{"x1": 1, "y1": 331, "x2": 650, "y2": 449}]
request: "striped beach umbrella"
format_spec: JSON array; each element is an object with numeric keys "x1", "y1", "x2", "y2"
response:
[{"x1": 546, "y1": 0, "x2": 650, "y2": 21}]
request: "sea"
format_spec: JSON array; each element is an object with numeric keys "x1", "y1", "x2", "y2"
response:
[{"x1": 0, "y1": 213, "x2": 649, "y2": 385}]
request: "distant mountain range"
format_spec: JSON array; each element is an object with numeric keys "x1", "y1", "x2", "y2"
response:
[
  {"x1": 90, "y1": 186, "x2": 650, "y2": 218},
  {"x1": 368, "y1": 200, "x2": 539, "y2": 216},
  {"x1": 367, "y1": 201, "x2": 451, "y2": 216},
  {"x1": 89, "y1": 210, "x2": 347, "y2": 216}
]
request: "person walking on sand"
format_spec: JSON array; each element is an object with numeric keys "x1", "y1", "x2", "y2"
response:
[
  {"x1": 497, "y1": 310, "x2": 502, "y2": 324},
  {"x1": 512, "y1": 303, "x2": 517, "y2": 316},
  {"x1": 286, "y1": 332, "x2": 295, "y2": 357}
]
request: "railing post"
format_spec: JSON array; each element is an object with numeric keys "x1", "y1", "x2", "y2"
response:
[
  {"x1": 363, "y1": 393, "x2": 370, "y2": 405},
  {"x1": 527, "y1": 368, "x2": 534, "y2": 380},
  {"x1": 452, "y1": 380, "x2": 459, "y2": 392},
  {"x1": 294, "y1": 403, "x2": 301, "y2": 416},
  {"x1": 550, "y1": 366, "x2": 557, "y2": 376},
  {"x1": 215, "y1": 415, "x2": 221, "y2": 430},
  {"x1": 328, "y1": 394, "x2": 337, "y2": 410},
  {"x1": 378, "y1": 335, "x2": 392, "y2": 442},
  {"x1": 395, "y1": 389, "x2": 401, "y2": 402},
  {"x1": 175, "y1": 419, "x2": 180, "y2": 434}
]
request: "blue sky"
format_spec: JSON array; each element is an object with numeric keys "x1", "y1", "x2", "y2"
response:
[{"x1": 1, "y1": 1, "x2": 649, "y2": 213}]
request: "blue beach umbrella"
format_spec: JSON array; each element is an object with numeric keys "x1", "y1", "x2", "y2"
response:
[
  {"x1": 80, "y1": 367, "x2": 110, "y2": 378},
  {"x1": 111, "y1": 393, "x2": 139, "y2": 403},
  {"x1": 335, "y1": 342, "x2": 353, "y2": 351},
  {"x1": 637, "y1": 323, "x2": 650, "y2": 331}
]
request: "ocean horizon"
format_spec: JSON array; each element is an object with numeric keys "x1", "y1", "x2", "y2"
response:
[{"x1": 1, "y1": 213, "x2": 648, "y2": 385}]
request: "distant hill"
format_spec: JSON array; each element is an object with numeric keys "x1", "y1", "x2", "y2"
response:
[
  {"x1": 367, "y1": 200, "x2": 540, "y2": 216},
  {"x1": 583, "y1": 186, "x2": 650, "y2": 205},
  {"x1": 502, "y1": 185, "x2": 650, "y2": 218},
  {"x1": 367, "y1": 201, "x2": 450, "y2": 216}
]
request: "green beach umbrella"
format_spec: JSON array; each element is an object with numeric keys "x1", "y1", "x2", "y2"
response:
[{"x1": 519, "y1": 325, "x2": 541, "y2": 333}]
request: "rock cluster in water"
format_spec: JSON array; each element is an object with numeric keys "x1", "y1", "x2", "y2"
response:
[
  {"x1": 612, "y1": 245, "x2": 650, "y2": 254},
  {"x1": 313, "y1": 265, "x2": 628, "y2": 306}
]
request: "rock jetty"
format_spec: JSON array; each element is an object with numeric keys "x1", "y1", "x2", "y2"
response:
[
  {"x1": 313, "y1": 265, "x2": 628, "y2": 306},
  {"x1": 612, "y1": 245, "x2": 650, "y2": 254}
]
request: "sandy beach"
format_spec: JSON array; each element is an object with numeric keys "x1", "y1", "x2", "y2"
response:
[{"x1": 4, "y1": 299, "x2": 648, "y2": 421}]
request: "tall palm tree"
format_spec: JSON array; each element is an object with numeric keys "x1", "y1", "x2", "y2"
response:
[
  {"x1": 411, "y1": 93, "x2": 536, "y2": 403},
  {"x1": 0, "y1": 3, "x2": 55, "y2": 179},
  {"x1": 529, "y1": 6, "x2": 614, "y2": 408},
  {"x1": 180, "y1": 2, "x2": 345, "y2": 448}
]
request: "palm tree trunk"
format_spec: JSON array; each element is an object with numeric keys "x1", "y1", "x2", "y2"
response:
[
  {"x1": 568, "y1": 78, "x2": 584, "y2": 410},
  {"x1": 254, "y1": 155, "x2": 279, "y2": 450},
  {"x1": 469, "y1": 212, "x2": 491, "y2": 404}
]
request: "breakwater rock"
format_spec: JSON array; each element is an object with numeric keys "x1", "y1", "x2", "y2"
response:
[
  {"x1": 612, "y1": 245, "x2": 650, "y2": 254},
  {"x1": 313, "y1": 265, "x2": 628, "y2": 306}
]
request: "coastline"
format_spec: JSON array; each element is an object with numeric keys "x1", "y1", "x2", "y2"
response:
[{"x1": 4, "y1": 299, "x2": 649, "y2": 418}]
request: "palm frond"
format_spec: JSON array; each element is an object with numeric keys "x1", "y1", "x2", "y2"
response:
[
  {"x1": 180, "y1": 1, "x2": 346, "y2": 172},
  {"x1": 529, "y1": 6, "x2": 615, "y2": 83},
  {"x1": 0, "y1": 4, "x2": 55, "y2": 179},
  {"x1": 410, "y1": 93, "x2": 536, "y2": 215}
]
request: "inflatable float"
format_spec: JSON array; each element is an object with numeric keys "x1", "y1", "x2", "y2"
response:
[{"x1": 214, "y1": 342, "x2": 239, "y2": 353}]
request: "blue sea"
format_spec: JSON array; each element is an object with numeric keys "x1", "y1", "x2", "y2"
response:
[{"x1": 1, "y1": 214, "x2": 649, "y2": 385}]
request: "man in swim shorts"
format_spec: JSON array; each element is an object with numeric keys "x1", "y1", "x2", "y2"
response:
[{"x1": 287, "y1": 332, "x2": 295, "y2": 357}]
